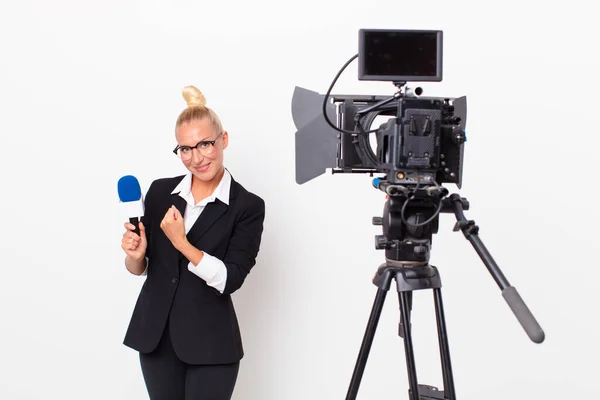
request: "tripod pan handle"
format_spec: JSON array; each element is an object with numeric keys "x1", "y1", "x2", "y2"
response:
[{"x1": 502, "y1": 286, "x2": 545, "y2": 343}]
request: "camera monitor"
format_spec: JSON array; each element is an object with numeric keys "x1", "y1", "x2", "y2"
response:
[{"x1": 358, "y1": 29, "x2": 443, "y2": 82}]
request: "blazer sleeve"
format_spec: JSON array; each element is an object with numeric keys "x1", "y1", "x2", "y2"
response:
[{"x1": 221, "y1": 194, "x2": 265, "y2": 295}]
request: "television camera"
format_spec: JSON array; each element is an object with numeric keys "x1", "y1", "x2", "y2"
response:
[{"x1": 292, "y1": 29, "x2": 544, "y2": 400}]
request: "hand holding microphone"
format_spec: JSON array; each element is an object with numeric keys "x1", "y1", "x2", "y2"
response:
[
  {"x1": 122, "y1": 221, "x2": 147, "y2": 261},
  {"x1": 118, "y1": 175, "x2": 147, "y2": 263}
]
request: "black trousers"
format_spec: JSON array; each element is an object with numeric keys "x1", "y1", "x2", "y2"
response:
[{"x1": 139, "y1": 326, "x2": 240, "y2": 400}]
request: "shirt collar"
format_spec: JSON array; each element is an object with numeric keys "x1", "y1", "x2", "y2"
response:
[{"x1": 171, "y1": 168, "x2": 231, "y2": 207}]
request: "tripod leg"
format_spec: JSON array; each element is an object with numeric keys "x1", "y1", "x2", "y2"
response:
[
  {"x1": 345, "y1": 288, "x2": 387, "y2": 400},
  {"x1": 433, "y1": 288, "x2": 456, "y2": 400},
  {"x1": 399, "y1": 291, "x2": 420, "y2": 400},
  {"x1": 398, "y1": 292, "x2": 413, "y2": 338}
]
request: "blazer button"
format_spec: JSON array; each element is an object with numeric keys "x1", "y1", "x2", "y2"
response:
[{"x1": 172, "y1": 278, "x2": 178, "y2": 284}]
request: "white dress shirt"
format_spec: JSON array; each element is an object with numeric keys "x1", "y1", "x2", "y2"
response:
[{"x1": 142, "y1": 170, "x2": 231, "y2": 294}]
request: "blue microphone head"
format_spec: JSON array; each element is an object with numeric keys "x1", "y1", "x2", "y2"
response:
[{"x1": 118, "y1": 175, "x2": 142, "y2": 202}]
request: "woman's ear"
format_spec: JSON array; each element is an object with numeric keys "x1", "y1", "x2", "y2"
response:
[{"x1": 222, "y1": 131, "x2": 229, "y2": 149}]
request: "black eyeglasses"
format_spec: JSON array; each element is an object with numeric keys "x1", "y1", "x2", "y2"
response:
[{"x1": 173, "y1": 132, "x2": 223, "y2": 159}]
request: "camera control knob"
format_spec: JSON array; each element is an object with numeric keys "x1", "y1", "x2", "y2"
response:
[
  {"x1": 414, "y1": 245, "x2": 428, "y2": 256},
  {"x1": 372, "y1": 217, "x2": 383, "y2": 225},
  {"x1": 375, "y1": 235, "x2": 388, "y2": 250},
  {"x1": 452, "y1": 129, "x2": 466, "y2": 144}
]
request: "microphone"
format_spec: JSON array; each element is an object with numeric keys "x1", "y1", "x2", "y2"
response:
[{"x1": 117, "y1": 175, "x2": 144, "y2": 236}]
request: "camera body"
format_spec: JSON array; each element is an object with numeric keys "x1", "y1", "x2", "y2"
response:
[
  {"x1": 336, "y1": 93, "x2": 467, "y2": 188},
  {"x1": 292, "y1": 28, "x2": 467, "y2": 189}
]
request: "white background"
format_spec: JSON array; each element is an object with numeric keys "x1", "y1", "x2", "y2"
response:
[{"x1": 1, "y1": 1, "x2": 598, "y2": 399}]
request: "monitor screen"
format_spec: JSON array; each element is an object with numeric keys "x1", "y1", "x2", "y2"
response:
[{"x1": 358, "y1": 29, "x2": 443, "y2": 82}]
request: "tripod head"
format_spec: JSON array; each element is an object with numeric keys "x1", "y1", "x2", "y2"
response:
[{"x1": 372, "y1": 177, "x2": 469, "y2": 268}]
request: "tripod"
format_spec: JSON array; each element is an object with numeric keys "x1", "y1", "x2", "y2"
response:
[{"x1": 345, "y1": 188, "x2": 545, "y2": 400}]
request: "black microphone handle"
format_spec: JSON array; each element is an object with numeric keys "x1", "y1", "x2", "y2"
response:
[{"x1": 129, "y1": 217, "x2": 140, "y2": 236}]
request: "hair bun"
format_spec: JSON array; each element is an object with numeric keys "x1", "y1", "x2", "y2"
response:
[{"x1": 182, "y1": 85, "x2": 206, "y2": 108}]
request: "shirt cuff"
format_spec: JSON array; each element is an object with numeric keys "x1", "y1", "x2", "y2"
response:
[{"x1": 188, "y1": 252, "x2": 227, "y2": 294}]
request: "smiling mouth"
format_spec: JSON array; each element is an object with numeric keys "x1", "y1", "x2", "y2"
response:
[{"x1": 195, "y1": 163, "x2": 210, "y2": 172}]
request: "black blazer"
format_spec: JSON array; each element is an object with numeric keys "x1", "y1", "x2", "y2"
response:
[{"x1": 123, "y1": 172, "x2": 265, "y2": 365}]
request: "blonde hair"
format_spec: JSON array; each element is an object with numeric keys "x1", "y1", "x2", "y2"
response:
[{"x1": 175, "y1": 85, "x2": 223, "y2": 134}]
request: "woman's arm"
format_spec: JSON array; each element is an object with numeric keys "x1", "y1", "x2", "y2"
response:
[
  {"x1": 162, "y1": 193, "x2": 266, "y2": 295},
  {"x1": 220, "y1": 194, "x2": 265, "y2": 295}
]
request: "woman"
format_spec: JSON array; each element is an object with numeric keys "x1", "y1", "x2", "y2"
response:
[{"x1": 121, "y1": 85, "x2": 265, "y2": 399}]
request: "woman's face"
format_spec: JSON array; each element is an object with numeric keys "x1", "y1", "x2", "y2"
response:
[{"x1": 175, "y1": 118, "x2": 228, "y2": 183}]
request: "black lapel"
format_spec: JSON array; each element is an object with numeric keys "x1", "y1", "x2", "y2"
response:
[
  {"x1": 174, "y1": 171, "x2": 240, "y2": 261},
  {"x1": 185, "y1": 200, "x2": 228, "y2": 246},
  {"x1": 171, "y1": 192, "x2": 187, "y2": 220},
  {"x1": 186, "y1": 170, "x2": 240, "y2": 245},
  {"x1": 184, "y1": 173, "x2": 240, "y2": 250},
  {"x1": 167, "y1": 191, "x2": 188, "y2": 266}
]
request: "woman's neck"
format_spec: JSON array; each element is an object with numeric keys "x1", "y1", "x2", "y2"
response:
[{"x1": 191, "y1": 166, "x2": 225, "y2": 202}]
